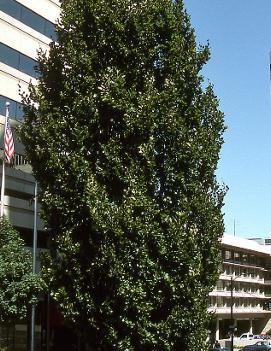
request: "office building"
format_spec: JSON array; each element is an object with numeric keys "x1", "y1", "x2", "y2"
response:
[
  {"x1": 0, "y1": 1, "x2": 60, "y2": 350},
  {"x1": 0, "y1": 0, "x2": 60, "y2": 238},
  {"x1": 209, "y1": 234, "x2": 271, "y2": 341}
]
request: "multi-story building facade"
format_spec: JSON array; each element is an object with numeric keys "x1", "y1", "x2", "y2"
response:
[
  {"x1": 209, "y1": 234, "x2": 271, "y2": 341},
  {"x1": 0, "y1": 1, "x2": 60, "y2": 350},
  {"x1": 0, "y1": 0, "x2": 60, "y2": 236}
]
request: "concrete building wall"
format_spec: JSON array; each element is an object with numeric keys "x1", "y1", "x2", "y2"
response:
[
  {"x1": 209, "y1": 235, "x2": 271, "y2": 340},
  {"x1": 0, "y1": 166, "x2": 44, "y2": 230},
  {"x1": 0, "y1": 0, "x2": 60, "y2": 233},
  {"x1": 0, "y1": 2, "x2": 60, "y2": 349}
]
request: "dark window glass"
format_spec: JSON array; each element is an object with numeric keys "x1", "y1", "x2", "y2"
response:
[
  {"x1": 0, "y1": 0, "x2": 56, "y2": 40},
  {"x1": 0, "y1": 42, "x2": 37, "y2": 77},
  {"x1": 0, "y1": 95, "x2": 24, "y2": 121},
  {"x1": 0, "y1": 0, "x2": 21, "y2": 19},
  {"x1": 19, "y1": 51, "x2": 37, "y2": 77},
  {"x1": 242, "y1": 252, "x2": 248, "y2": 263},
  {"x1": 234, "y1": 251, "x2": 241, "y2": 262},
  {"x1": 224, "y1": 250, "x2": 232, "y2": 261},
  {"x1": 0, "y1": 42, "x2": 19, "y2": 68},
  {"x1": 250, "y1": 254, "x2": 256, "y2": 265},
  {"x1": 44, "y1": 20, "x2": 57, "y2": 41},
  {"x1": 21, "y1": 5, "x2": 45, "y2": 34},
  {"x1": 16, "y1": 101, "x2": 24, "y2": 120}
]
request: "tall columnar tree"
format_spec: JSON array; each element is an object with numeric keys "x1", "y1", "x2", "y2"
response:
[
  {"x1": 20, "y1": 0, "x2": 225, "y2": 349},
  {"x1": 0, "y1": 217, "x2": 42, "y2": 323}
]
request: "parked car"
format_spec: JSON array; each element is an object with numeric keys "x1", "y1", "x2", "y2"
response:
[
  {"x1": 240, "y1": 333, "x2": 255, "y2": 340},
  {"x1": 240, "y1": 340, "x2": 271, "y2": 351},
  {"x1": 210, "y1": 348, "x2": 230, "y2": 351}
]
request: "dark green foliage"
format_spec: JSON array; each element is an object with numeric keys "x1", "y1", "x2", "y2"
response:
[
  {"x1": 0, "y1": 217, "x2": 42, "y2": 323},
  {"x1": 20, "y1": 0, "x2": 225, "y2": 350}
]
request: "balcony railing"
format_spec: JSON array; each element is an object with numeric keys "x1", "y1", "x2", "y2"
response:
[{"x1": 208, "y1": 306, "x2": 271, "y2": 314}]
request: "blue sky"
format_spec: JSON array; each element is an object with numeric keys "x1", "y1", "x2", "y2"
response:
[{"x1": 183, "y1": 1, "x2": 271, "y2": 238}]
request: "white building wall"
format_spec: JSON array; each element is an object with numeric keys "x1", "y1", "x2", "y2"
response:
[
  {"x1": 0, "y1": 0, "x2": 60, "y2": 231},
  {"x1": 17, "y1": 0, "x2": 60, "y2": 22},
  {"x1": 210, "y1": 235, "x2": 271, "y2": 340}
]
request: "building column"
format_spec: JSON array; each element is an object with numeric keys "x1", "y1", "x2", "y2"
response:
[
  {"x1": 249, "y1": 318, "x2": 253, "y2": 334},
  {"x1": 216, "y1": 318, "x2": 220, "y2": 340}
]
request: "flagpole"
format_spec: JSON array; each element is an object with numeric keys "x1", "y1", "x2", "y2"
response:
[
  {"x1": 0, "y1": 102, "x2": 9, "y2": 217},
  {"x1": 31, "y1": 181, "x2": 38, "y2": 351}
]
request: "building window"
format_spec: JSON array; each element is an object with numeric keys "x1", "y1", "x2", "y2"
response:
[
  {"x1": 0, "y1": 95, "x2": 24, "y2": 121},
  {"x1": 250, "y1": 284, "x2": 257, "y2": 294},
  {"x1": 254, "y1": 256, "x2": 261, "y2": 267},
  {"x1": 216, "y1": 280, "x2": 223, "y2": 291},
  {"x1": 250, "y1": 254, "x2": 256, "y2": 265},
  {"x1": 265, "y1": 301, "x2": 271, "y2": 310},
  {"x1": 217, "y1": 296, "x2": 223, "y2": 307},
  {"x1": 0, "y1": 43, "x2": 37, "y2": 77},
  {"x1": 252, "y1": 299, "x2": 257, "y2": 308},
  {"x1": 225, "y1": 264, "x2": 232, "y2": 275},
  {"x1": 234, "y1": 281, "x2": 240, "y2": 292},
  {"x1": 241, "y1": 267, "x2": 247, "y2": 277},
  {"x1": 243, "y1": 283, "x2": 249, "y2": 293},
  {"x1": 224, "y1": 250, "x2": 232, "y2": 261},
  {"x1": 234, "y1": 251, "x2": 241, "y2": 263},
  {"x1": 225, "y1": 297, "x2": 231, "y2": 307},
  {"x1": 224, "y1": 280, "x2": 231, "y2": 291},
  {"x1": 242, "y1": 252, "x2": 248, "y2": 264},
  {"x1": 0, "y1": 0, "x2": 57, "y2": 40},
  {"x1": 234, "y1": 266, "x2": 241, "y2": 277}
]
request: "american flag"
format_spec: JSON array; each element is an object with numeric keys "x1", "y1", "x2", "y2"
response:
[{"x1": 5, "y1": 121, "x2": 14, "y2": 163}]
